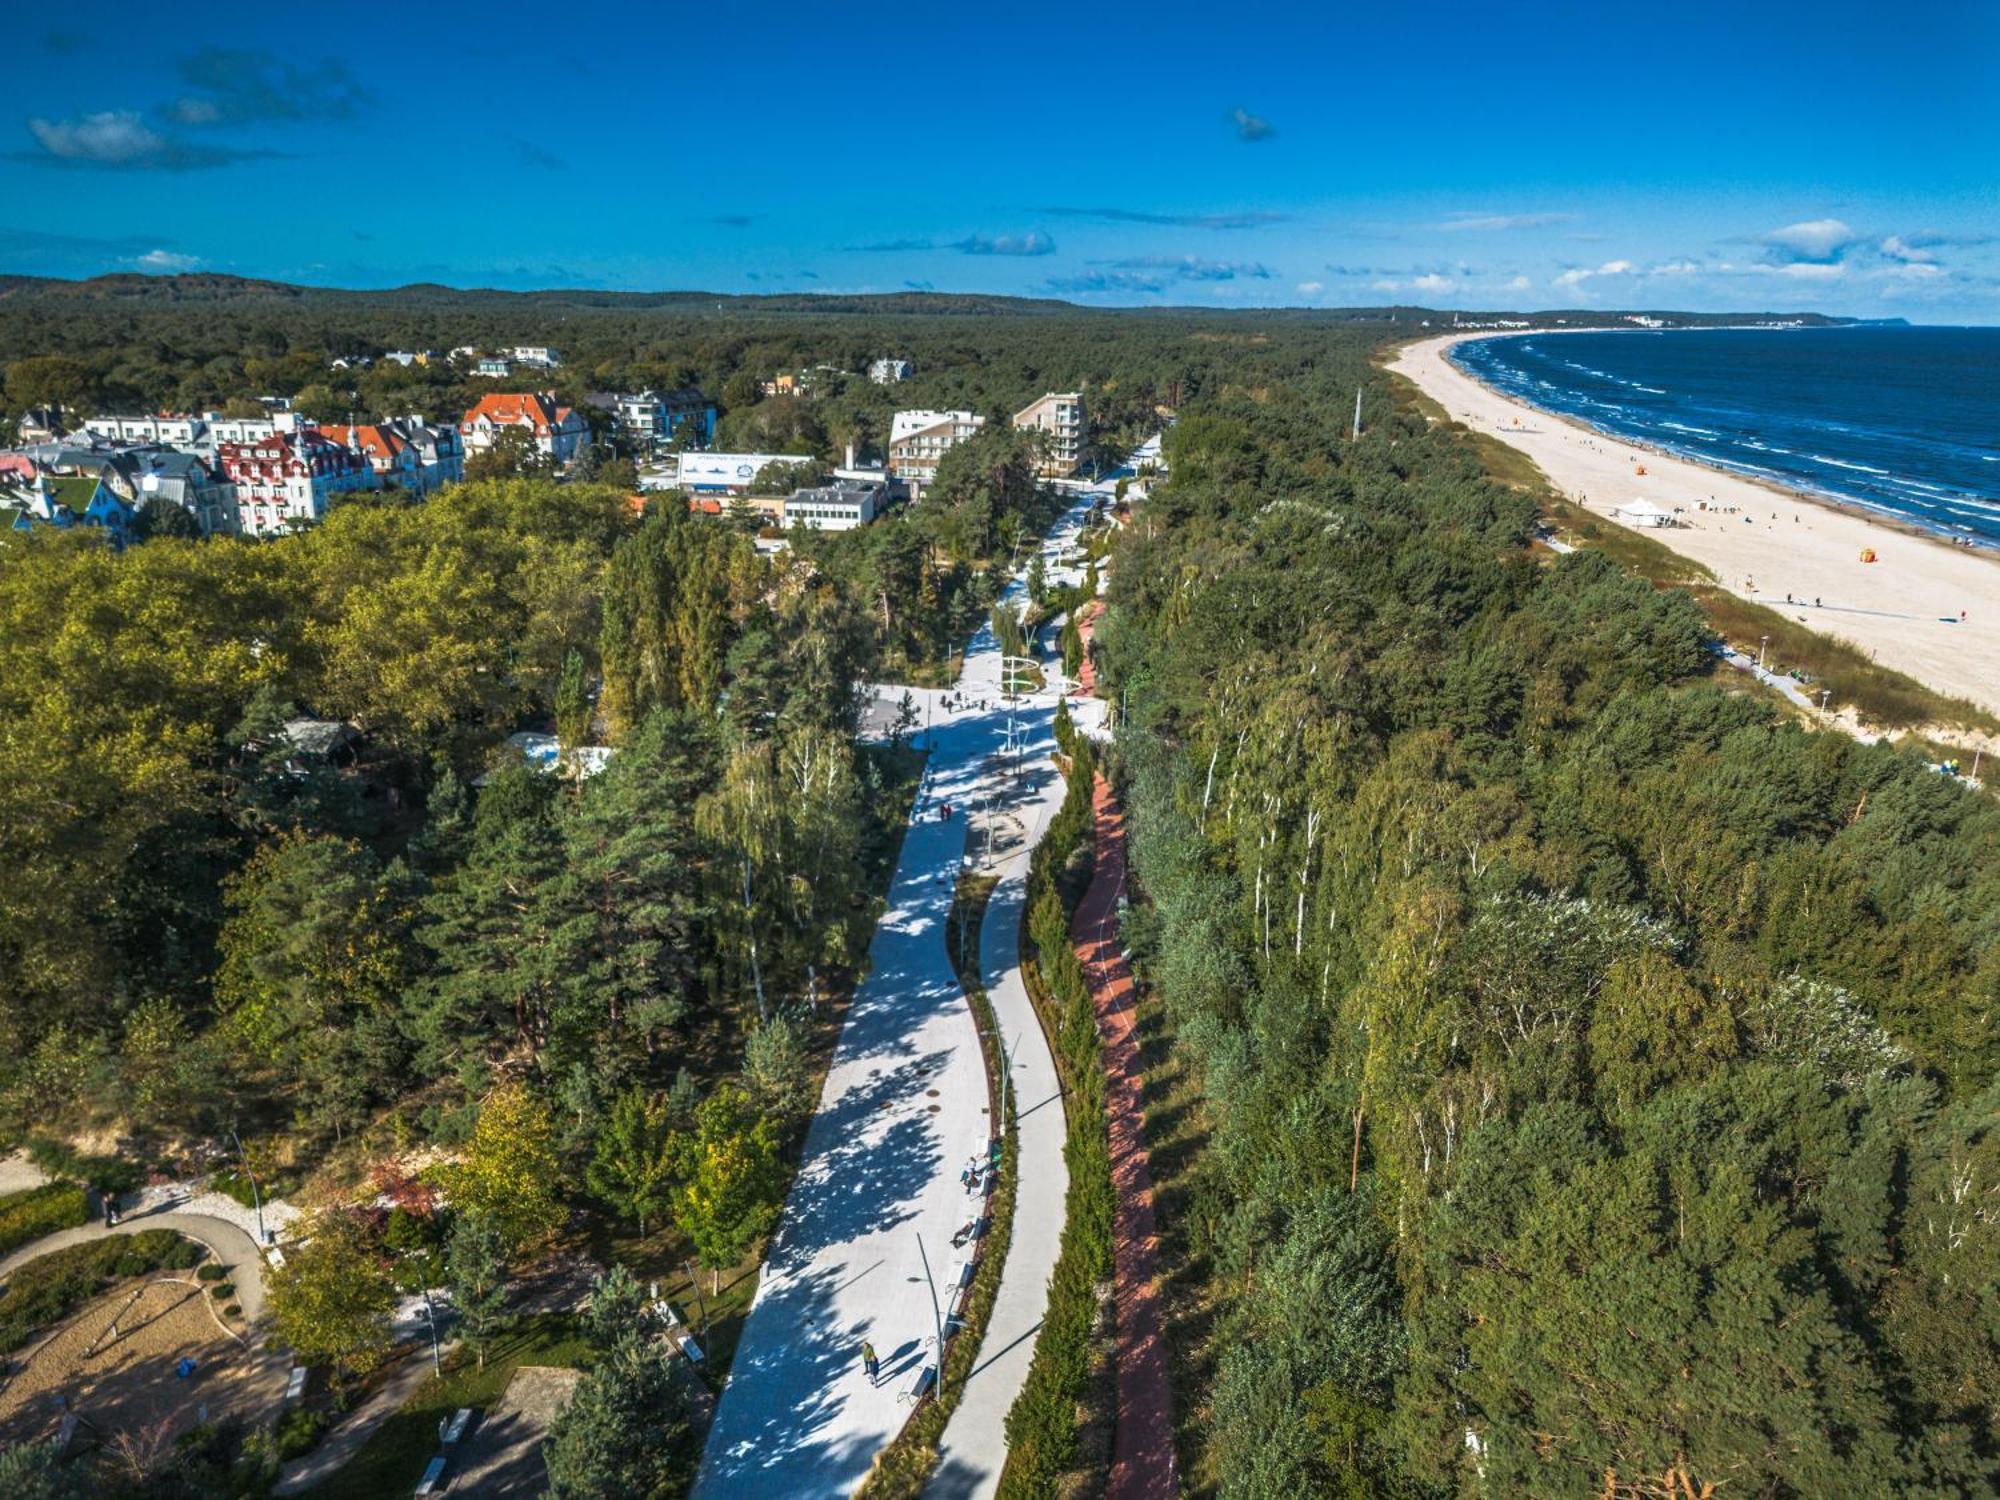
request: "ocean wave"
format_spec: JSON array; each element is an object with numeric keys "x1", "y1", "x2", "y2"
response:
[
  {"x1": 1660, "y1": 422, "x2": 1720, "y2": 437},
  {"x1": 1808, "y1": 454, "x2": 1891, "y2": 475}
]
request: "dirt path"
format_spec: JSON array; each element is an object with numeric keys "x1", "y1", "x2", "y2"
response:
[{"x1": 1072, "y1": 772, "x2": 1176, "y2": 1500}]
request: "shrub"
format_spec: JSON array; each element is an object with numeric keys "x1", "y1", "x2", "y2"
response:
[
  {"x1": 224, "y1": 1303, "x2": 241, "y2": 1319},
  {"x1": 0, "y1": 1182, "x2": 89, "y2": 1256},
  {"x1": 211, "y1": 1170, "x2": 262, "y2": 1211},
  {"x1": 211, "y1": 1282, "x2": 235, "y2": 1300},
  {"x1": 274, "y1": 1405, "x2": 326, "y2": 1461},
  {"x1": 197, "y1": 1261, "x2": 228, "y2": 1282}
]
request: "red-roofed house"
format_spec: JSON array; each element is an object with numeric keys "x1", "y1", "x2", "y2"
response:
[
  {"x1": 219, "y1": 429, "x2": 375, "y2": 535},
  {"x1": 319, "y1": 416, "x2": 464, "y2": 496},
  {"x1": 459, "y1": 393, "x2": 587, "y2": 466}
]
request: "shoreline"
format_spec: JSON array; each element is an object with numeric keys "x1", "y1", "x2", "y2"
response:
[
  {"x1": 1436, "y1": 325, "x2": 1999, "y2": 557},
  {"x1": 1387, "y1": 330, "x2": 2000, "y2": 723}
]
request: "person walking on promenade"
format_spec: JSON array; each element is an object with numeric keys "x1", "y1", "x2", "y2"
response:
[{"x1": 861, "y1": 1340, "x2": 880, "y2": 1384}]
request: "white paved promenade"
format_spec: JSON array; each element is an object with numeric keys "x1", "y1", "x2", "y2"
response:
[{"x1": 695, "y1": 497, "x2": 1102, "y2": 1498}]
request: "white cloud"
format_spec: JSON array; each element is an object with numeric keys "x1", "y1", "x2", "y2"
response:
[
  {"x1": 1506, "y1": 275, "x2": 1531, "y2": 292},
  {"x1": 1438, "y1": 211, "x2": 1571, "y2": 232},
  {"x1": 1295, "y1": 280, "x2": 1323, "y2": 295},
  {"x1": 1772, "y1": 261, "x2": 1845, "y2": 281},
  {"x1": 1372, "y1": 272, "x2": 1455, "y2": 295},
  {"x1": 1652, "y1": 259, "x2": 1702, "y2": 275},
  {"x1": 1552, "y1": 259, "x2": 1634, "y2": 288},
  {"x1": 28, "y1": 110, "x2": 167, "y2": 164},
  {"x1": 134, "y1": 249, "x2": 201, "y2": 272},
  {"x1": 1762, "y1": 217, "x2": 1858, "y2": 262},
  {"x1": 1880, "y1": 234, "x2": 1935, "y2": 264}
]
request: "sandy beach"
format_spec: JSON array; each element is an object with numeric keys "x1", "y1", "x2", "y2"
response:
[{"x1": 1389, "y1": 332, "x2": 2000, "y2": 723}]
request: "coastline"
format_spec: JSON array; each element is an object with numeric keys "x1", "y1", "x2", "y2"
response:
[
  {"x1": 1441, "y1": 325, "x2": 1999, "y2": 553},
  {"x1": 1387, "y1": 330, "x2": 2000, "y2": 723}
]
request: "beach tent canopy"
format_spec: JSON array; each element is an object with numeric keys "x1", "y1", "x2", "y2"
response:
[{"x1": 1614, "y1": 498, "x2": 1673, "y2": 527}]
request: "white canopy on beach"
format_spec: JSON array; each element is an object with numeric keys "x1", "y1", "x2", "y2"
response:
[{"x1": 1614, "y1": 498, "x2": 1673, "y2": 527}]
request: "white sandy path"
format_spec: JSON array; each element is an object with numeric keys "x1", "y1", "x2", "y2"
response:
[{"x1": 1388, "y1": 332, "x2": 2000, "y2": 721}]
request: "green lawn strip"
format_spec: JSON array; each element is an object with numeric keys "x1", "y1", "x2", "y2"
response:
[
  {"x1": 998, "y1": 744, "x2": 1114, "y2": 1499},
  {"x1": 858, "y1": 874, "x2": 1019, "y2": 1498},
  {"x1": 303, "y1": 1312, "x2": 590, "y2": 1499}
]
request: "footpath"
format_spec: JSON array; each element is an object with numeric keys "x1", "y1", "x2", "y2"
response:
[
  {"x1": 924, "y1": 508, "x2": 1104, "y2": 1498},
  {"x1": 695, "y1": 495, "x2": 1102, "y2": 1498}
]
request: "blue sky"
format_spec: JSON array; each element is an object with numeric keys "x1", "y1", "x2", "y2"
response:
[{"x1": 5, "y1": 1, "x2": 1996, "y2": 320}]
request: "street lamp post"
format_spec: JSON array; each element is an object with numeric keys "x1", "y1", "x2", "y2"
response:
[
  {"x1": 419, "y1": 1285, "x2": 442, "y2": 1375},
  {"x1": 1758, "y1": 634, "x2": 1769, "y2": 672},
  {"x1": 916, "y1": 1236, "x2": 947, "y2": 1399},
  {"x1": 227, "y1": 1127, "x2": 268, "y2": 1246}
]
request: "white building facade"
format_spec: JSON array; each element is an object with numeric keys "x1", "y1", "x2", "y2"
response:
[{"x1": 888, "y1": 409, "x2": 984, "y2": 493}]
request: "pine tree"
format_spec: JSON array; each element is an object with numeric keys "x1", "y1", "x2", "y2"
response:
[{"x1": 446, "y1": 1211, "x2": 513, "y2": 1369}]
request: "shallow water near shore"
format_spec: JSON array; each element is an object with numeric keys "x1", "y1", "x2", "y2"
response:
[{"x1": 1452, "y1": 326, "x2": 2000, "y2": 546}]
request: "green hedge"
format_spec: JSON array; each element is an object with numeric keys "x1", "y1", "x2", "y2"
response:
[
  {"x1": 0, "y1": 1182, "x2": 90, "y2": 1257},
  {"x1": 0, "y1": 1230, "x2": 203, "y2": 1350},
  {"x1": 999, "y1": 743, "x2": 1116, "y2": 1497}
]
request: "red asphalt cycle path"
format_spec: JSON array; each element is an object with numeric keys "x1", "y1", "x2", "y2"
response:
[{"x1": 1070, "y1": 597, "x2": 1176, "y2": 1499}]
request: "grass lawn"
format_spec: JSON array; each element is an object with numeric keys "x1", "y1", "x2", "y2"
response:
[{"x1": 306, "y1": 1313, "x2": 589, "y2": 1500}]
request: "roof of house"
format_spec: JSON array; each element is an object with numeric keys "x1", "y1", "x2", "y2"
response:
[
  {"x1": 460, "y1": 393, "x2": 578, "y2": 435},
  {"x1": 890, "y1": 410, "x2": 983, "y2": 444},
  {"x1": 320, "y1": 423, "x2": 407, "y2": 463}
]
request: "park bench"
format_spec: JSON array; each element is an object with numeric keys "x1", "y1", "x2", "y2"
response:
[
  {"x1": 415, "y1": 1455, "x2": 447, "y2": 1495},
  {"x1": 440, "y1": 1407, "x2": 472, "y2": 1444},
  {"x1": 901, "y1": 1363, "x2": 937, "y2": 1406}
]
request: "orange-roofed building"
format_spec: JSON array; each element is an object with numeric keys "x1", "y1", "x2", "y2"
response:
[
  {"x1": 319, "y1": 416, "x2": 464, "y2": 496},
  {"x1": 459, "y1": 392, "x2": 587, "y2": 466}
]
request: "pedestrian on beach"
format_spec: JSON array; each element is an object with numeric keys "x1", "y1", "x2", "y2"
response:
[{"x1": 862, "y1": 1340, "x2": 880, "y2": 1384}]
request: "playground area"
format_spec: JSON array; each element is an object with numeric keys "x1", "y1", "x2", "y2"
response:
[{"x1": 0, "y1": 1274, "x2": 266, "y2": 1451}]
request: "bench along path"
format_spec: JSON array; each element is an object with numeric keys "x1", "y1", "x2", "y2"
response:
[{"x1": 694, "y1": 495, "x2": 1101, "y2": 1499}]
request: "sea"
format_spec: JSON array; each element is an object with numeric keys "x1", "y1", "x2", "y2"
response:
[{"x1": 1449, "y1": 326, "x2": 2000, "y2": 547}]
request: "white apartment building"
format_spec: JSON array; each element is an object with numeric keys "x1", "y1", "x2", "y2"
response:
[
  {"x1": 869, "y1": 357, "x2": 914, "y2": 384},
  {"x1": 888, "y1": 409, "x2": 984, "y2": 493},
  {"x1": 1013, "y1": 391, "x2": 1086, "y2": 477},
  {"x1": 510, "y1": 346, "x2": 561, "y2": 368},
  {"x1": 83, "y1": 413, "x2": 208, "y2": 446},
  {"x1": 219, "y1": 429, "x2": 376, "y2": 536}
]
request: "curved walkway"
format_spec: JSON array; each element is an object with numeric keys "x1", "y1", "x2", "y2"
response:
[
  {"x1": 695, "y1": 496, "x2": 1102, "y2": 1498},
  {"x1": 0, "y1": 1211, "x2": 272, "y2": 1323},
  {"x1": 1074, "y1": 774, "x2": 1176, "y2": 1499}
]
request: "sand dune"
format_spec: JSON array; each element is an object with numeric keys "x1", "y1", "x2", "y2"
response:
[{"x1": 1389, "y1": 332, "x2": 2000, "y2": 722}]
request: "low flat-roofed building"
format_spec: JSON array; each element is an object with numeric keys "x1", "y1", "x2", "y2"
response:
[{"x1": 780, "y1": 478, "x2": 893, "y2": 531}]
